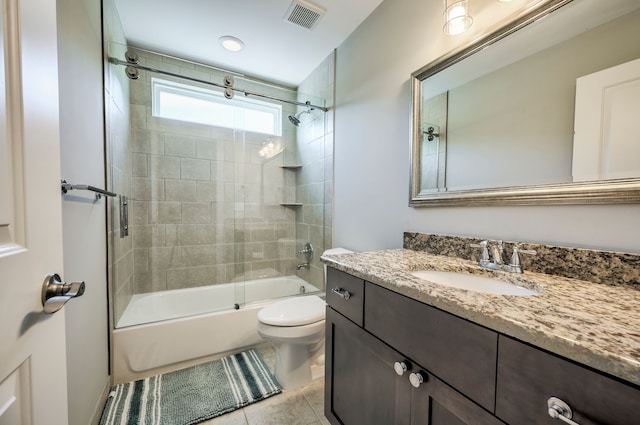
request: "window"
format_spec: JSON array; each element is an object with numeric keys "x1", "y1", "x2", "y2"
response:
[{"x1": 152, "y1": 78, "x2": 282, "y2": 136}]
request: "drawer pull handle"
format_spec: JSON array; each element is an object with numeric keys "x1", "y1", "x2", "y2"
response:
[
  {"x1": 332, "y1": 287, "x2": 351, "y2": 299},
  {"x1": 409, "y1": 372, "x2": 427, "y2": 388},
  {"x1": 548, "y1": 397, "x2": 580, "y2": 425},
  {"x1": 393, "y1": 361, "x2": 409, "y2": 376}
]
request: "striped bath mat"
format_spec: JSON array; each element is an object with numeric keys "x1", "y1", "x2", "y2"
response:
[{"x1": 100, "y1": 349, "x2": 281, "y2": 425}]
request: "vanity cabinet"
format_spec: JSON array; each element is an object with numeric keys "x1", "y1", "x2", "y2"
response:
[
  {"x1": 325, "y1": 268, "x2": 503, "y2": 425},
  {"x1": 365, "y1": 282, "x2": 498, "y2": 411},
  {"x1": 325, "y1": 267, "x2": 640, "y2": 425},
  {"x1": 325, "y1": 306, "x2": 503, "y2": 425}
]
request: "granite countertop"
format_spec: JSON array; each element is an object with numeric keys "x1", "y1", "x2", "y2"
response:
[{"x1": 321, "y1": 249, "x2": 640, "y2": 387}]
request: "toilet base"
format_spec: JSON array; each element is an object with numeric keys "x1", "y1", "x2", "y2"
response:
[{"x1": 272, "y1": 339, "x2": 325, "y2": 389}]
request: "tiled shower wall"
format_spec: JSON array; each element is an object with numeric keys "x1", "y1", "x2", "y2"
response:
[
  {"x1": 295, "y1": 52, "x2": 335, "y2": 289},
  {"x1": 104, "y1": 0, "x2": 134, "y2": 324},
  {"x1": 126, "y1": 49, "x2": 308, "y2": 296}
]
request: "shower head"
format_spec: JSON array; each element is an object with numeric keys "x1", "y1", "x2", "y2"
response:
[{"x1": 288, "y1": 109, "x2": 312, "y2": 127}]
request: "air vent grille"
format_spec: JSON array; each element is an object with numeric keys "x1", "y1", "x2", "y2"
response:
[{"x1": 284, "y1": 0, "x2": 326, "y2": 30}]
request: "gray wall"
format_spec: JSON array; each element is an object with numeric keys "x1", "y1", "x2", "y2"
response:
[
  {"x1": 57, "y1": 0, "x2": 110, "y2": 424},
  {"x1": 445, "y1": 11, "x2": 640, "y2": 190},
  {"x1": 333, "y1": 0, "x2": 640, "y2": 253}
]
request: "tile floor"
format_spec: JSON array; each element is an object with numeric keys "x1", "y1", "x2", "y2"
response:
[{"x1": 200, "y1": 344, "x2": 330, "y2": 425}]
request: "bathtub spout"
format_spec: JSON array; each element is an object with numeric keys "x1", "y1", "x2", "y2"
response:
[{"x1": 297, "y1": 263, "x2": 310, "y2": 270}]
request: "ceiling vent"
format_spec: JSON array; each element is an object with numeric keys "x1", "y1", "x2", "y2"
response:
[{"x1": 283, "y1": 0, "x2": 326, "y2": 30}]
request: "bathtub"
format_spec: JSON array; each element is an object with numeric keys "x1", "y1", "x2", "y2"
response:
[{"x1": 112, "y1": 275, "x2": 320, "y2": 384}]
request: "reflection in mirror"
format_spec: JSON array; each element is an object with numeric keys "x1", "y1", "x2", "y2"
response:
[{"x1": 410, "y1": 0, "x2": 640, "y2": 206}]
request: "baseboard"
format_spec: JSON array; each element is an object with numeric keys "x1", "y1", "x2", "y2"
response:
[{"x1": 89, "y1": 376, "x2": 111, "y2": 425}]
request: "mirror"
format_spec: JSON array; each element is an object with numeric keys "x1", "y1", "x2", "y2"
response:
[{"x1": 410, "y1": 0, "x2": 640, "y2": 206}]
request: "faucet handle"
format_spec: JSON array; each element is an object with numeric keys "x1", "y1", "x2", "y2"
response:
[
  {"x1": 509, "y1": 244, "x2": 537, "y2": 273},
  {"x1": 470, "y1": 241, "x2": 490, "y2": 266},
  {"x1": 491, "y1": 240, "x2": 504, "y2": 265}
]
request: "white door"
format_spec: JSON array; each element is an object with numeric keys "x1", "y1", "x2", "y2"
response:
[
  {"x1": 0, "y1": 0, "x2": 69, "y2": 424},
  {"x1": 572, "y1": 57, "x2": 640, "y2": 182}
]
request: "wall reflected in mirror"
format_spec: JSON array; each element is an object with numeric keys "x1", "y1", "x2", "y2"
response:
[{"x1": 411, "y1": 0, "x2": 640, "y2": 205}]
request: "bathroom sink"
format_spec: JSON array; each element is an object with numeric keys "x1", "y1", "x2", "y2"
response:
[{"x1": 410, "y1": 270, "x2": 539, "y2": 296}]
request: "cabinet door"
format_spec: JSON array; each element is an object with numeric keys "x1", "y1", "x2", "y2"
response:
[
  {"x1": 410, "y1": 372, "x2": 506, "y2": 425},
  {"x1": 365, "y1": 282, "x2": 498, "y2": 411},
  {"x1": 496, "y1": 335, "x2": 640, "y2": 425},
  {"x1": 325, "y1": 307, "x2": 411, "y2": 425}
]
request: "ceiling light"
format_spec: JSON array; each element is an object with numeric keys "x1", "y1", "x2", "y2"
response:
[
  {"x1": 443, "y1": 0, "x2": 473, "y2": 35},
  {"x1": 219, "y1": 36, "x2": 245, "y2": 52}
]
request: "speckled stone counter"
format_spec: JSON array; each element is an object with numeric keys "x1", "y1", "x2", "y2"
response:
[{"x1": 321, "y1": 249, "x2": 640, "y2": 387}]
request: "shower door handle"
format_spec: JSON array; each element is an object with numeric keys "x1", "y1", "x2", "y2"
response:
[{"x1": 41, "y1": 273, "x2": 85, "y2": 314}]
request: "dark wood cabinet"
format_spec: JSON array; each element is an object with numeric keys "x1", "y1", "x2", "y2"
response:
[
  {"x1": 496, "y1": 335, "x2": 640, "y2": 425},
  {"x1": 325, "y1": 306, "x2": 502, "y2": 425},
  {"x1": 325, "y1": 307, "x2": 411, "y2": 425},
  {"x1": 410, "y1": 373, "x2": 505, "y2": 425},
  {"x1": 325, "y1": 269, "x2": 502, "y2": 425},
  {"x1": 365, "y1": 282, "x2": 498, "y2": 411},
  {"x1": 325, "y1": 267, "x2": 365, "y2": 326},
  {"x1": 325, "y1": 267, "x2": 640, "y2": 425}
]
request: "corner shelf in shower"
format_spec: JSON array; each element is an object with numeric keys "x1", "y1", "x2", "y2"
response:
[
  {"x1": 280, "y1": 165, "x2": 302, "y2": 170},
  {"x1": 279, "y1": 203, "x2": 303, "y2": 207}
]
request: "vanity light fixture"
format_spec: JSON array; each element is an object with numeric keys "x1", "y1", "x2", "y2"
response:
[
  {"x1": 443, "y1": 0, "x2": 473, "y2": 35},
  {"x1": 218, "y1": 35, "x2": 245, "y2": 52}
]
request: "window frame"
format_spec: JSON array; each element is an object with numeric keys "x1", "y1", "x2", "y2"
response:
[{"x1": 151, "y1": 78, "x2": 283, "y2": 136}]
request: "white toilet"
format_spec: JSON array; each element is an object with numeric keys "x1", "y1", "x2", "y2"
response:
[
  {"x1": 257, "y1": 247, "x2": 353, "y2": 389},
  {"x1": 257, "y1": 295, "x2": 326, "y2": 389}
]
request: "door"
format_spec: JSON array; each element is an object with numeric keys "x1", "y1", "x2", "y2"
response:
[
  {"x1": 325, "y1": 307, "x2": 411, "y2": 425},
  {"x1": 410, "y1": 373, "x2": 506, "y2": 425},
  {"x1": 0, "y1": 0, "x2": 68, "y2": 423},
  {"x1": 572, "y1": 57, "x2": 640, "y2": 182}
]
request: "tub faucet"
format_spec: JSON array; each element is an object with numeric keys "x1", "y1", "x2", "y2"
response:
[
  {"x1": 298, "y1": 242, "x2": 313, "y2": 263},
  {"x1": 297, "y1": 263, "x2": 310, "y2": 270}
]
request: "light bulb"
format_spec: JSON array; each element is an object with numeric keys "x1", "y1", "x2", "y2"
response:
[{"x1": 443, "y1": 1, "x2": 473, "y2": 35}]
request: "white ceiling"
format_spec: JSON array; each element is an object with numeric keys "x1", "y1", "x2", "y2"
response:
[{"x1": 114, "y1": 0, "x2": 384, "y2": 87}]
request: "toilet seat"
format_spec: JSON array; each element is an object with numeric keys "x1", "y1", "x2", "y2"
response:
[{"x1": 257, "y1": 295, "x2": 325, "y2": 326}]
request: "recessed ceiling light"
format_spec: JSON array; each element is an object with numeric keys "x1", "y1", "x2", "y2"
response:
[{"x1": 218, "y1": 36, "x2": 245, "y2": 52}]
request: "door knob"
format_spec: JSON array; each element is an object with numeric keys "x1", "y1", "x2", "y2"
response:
[{"x1": 41, "y1": 274, "x2": 85, "y2": 314}]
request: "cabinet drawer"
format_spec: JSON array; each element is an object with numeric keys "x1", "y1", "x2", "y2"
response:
[
  {"x1": 326, "y1": 267, "x2": 365, "y2": 326},
  {"x1": 364, "y1": 282, "x2": 498, "y2": 411},
  {"x1": 496, "y1": 335, "x2": 640, "y2": 425}
]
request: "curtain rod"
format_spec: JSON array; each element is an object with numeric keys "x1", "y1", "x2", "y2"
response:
[{"x1": 108, "y1": 57, "x2": 329, "y2": 112}]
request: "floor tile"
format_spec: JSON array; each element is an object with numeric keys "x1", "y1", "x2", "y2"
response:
[
  {"x1": 243, "y1": 388, "x2": 319, "y2": 425},
  {"x1": 200, "y1": 409, "x2": 247, "y2": 425}
]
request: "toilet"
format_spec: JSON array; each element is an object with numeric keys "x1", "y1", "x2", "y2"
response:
[
  {"x1": 257, "y1": 295, "x2": 326, "y2": 389},
  {"x1": 257, "y1": 247, "x2": 353, "y2": 389}
]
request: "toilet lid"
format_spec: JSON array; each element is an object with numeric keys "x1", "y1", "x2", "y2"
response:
[{"x1": 258, "y1": 295, "x2": 326, "y2": 326}]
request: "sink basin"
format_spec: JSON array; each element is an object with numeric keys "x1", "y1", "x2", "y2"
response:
[{"x1": 410, "y1": 270, "x2": 539, "y2": 296}]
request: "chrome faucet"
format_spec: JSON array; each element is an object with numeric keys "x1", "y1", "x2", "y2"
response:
[
  {"x1": 298, "y1": 242, "x2": 313, "y2": 261},
  {"x1": 297, "y1": 242, "x2": 313, "y2": 271},
  {"x1": 470, "y1": 240, "x2": 536, "y2": 273}
]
